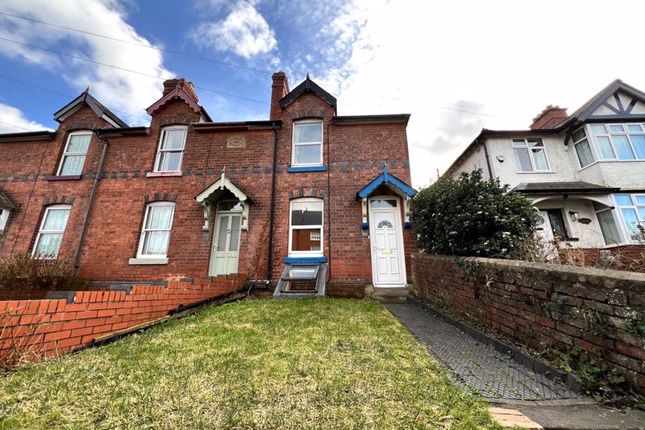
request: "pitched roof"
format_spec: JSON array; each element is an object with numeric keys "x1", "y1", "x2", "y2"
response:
[
  {"x1": 53, "y1": 90, "x2": 128, "y2": 127},
  {"x1": 0, "y1": 191, "x2": 16, "y2": 210},
  {"x1": 146, "y1": 86, "x2": 212, "y2": 121},
  {"x1": 356, "y1": 168, "x2": 416, "y2": 200},
  {"x1": 513, "y1": 182, "x2": 619, "y2": 194},
  {"x1": 0, "y1": 130, "x2": 56, "y2": 143},
  {"x1": 280, "y1": 75, "x2": 337, "y2": 109}
]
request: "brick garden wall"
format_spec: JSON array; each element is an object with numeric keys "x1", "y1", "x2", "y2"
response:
[
  {"x1": 0, "y1": 274, "x2": 246, "y2": 366},
  {"x1": 412, "y1": 254, "x2": 645, "y2": 390}
]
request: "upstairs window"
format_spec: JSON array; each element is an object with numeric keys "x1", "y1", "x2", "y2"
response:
[
  {"x1": 615, "y1": 193, "x2": 645, "y2": 242},
  {"x1": 154, "y1": 126, "x2": 187, "y2": 172},
  {"x1": 512, "y1": 138, "x2": 550, "y2": 171},
  {"x1": 292, "y1": 121, "x2": 323, "y2": 166},
  {"x1": 289, "y1": 198, "x2": 323, "y2": 255},
  {"x1": 589, "y1": 123, "x2": 645, "y2": 160},
  {"x1": 32, "y1": 205, "x2": 71, "y2": 258},
  {"x1": 137, "y1": 202, "x2": 175, "y2": 258},
  {"x1": 57, "y1": 131, "x2": 92, "y2": 176},
  {"x1": 572, "y1": 128, "x2": 595, "y2": 168}
]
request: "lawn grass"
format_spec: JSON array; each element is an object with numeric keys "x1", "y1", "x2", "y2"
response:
[{"x1": 0, "y1": 298, "x2": 500, "y2": 429}]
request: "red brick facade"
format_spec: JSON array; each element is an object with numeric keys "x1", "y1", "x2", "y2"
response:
[{"x1": 0, "y1": 73, "x2": 416, "y2": 291}]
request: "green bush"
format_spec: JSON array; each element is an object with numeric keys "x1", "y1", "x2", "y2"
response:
[
  {"x1": 411, "y1": 170, "x2": 539, "y2": 258},
  {"x1": 0, "y1": 253, "x2": 87, "y2": 291}
]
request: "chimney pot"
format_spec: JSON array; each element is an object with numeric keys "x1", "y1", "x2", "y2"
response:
[
  {"x1": 530, "y1": 105, "x2": 568, "y2": 130},
  {"x1": 162, "y1": 78, "x2": 198, "y2": 102}
]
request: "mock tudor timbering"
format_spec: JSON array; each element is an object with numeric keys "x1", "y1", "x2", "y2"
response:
[{"x1": 0, "y1": 72, "x2": 416, "y2": 289}]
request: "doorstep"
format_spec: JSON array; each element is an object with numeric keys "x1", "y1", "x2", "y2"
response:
[{"x1": 370, "y1": 285, "x2": 410, "y2": 303}]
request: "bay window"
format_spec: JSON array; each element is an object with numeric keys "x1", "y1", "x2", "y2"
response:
[
  {"x1": 32, "y1": 205, "x2": 71, "y2": 258},
  {"x1": 292, "y1": 121, "x2": 323, "y2": 166},
  {"x1": 57, "y1": 131, "x2": 92, "y2": 176},
  {"x1": 512, "y1": 138, "x2": 550, "y2": 171},
  {"x1": 154, "y1": 126, "x2": 187, "y2": 172},
  {"x1": 572, "y1": 128, "x2": 595, "y2": 168},
  {"x1": 615, "y1": 194, "x2": 645, "y2": 242},
  {"x1": 289, "y1": 198, "x2": 323, "y2": 255},
  {"x1": 136, "y1": 202, "x2": 175, "y2": 258},
  {"x1": 589, "y1": 124, "x2": 645, "y2": 160}
]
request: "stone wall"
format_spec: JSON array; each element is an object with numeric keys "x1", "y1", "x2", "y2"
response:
[{"x1": 412, "y1": 254, "x2": 645, "y2": 391}]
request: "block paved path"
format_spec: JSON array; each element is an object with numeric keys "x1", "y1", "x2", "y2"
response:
[{"x1": 385, "y1": 302, "x2": 580, "y2": 401}]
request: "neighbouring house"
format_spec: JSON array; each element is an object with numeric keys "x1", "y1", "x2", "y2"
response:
[
  {"x1": 446, "y1": 79, "x2": 645, "y2": 264},
  {"x1": 0, "y1": 73, "x2": 416, "y2": 297}
]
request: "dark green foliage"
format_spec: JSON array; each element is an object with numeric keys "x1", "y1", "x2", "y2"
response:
[{"x1": 411, "y1": 170, "x2": 539, "y2": 258}]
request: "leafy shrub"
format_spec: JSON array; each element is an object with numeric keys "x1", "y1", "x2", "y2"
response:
[
  {"x1": 0, "y1": 253, "x2": 87, "y2": 291},
  {"x1": 411, "y1": 170, "x2": 539, "y2": 258}
]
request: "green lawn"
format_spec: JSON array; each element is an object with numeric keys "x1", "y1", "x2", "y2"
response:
[{"x1": 0, "y1": 298, "x2": 499, "y2": 429}]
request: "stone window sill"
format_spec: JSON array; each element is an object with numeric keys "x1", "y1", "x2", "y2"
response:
[
  {"x1": 128, "y1": 257, "x2": 168, "y2": 265},
  {"x1": 146, "y1": 171, "x2": 183, "y2": 178},
  {"x1": 287, "y1": 166, "x2": 327, "y2": 173},
  {"x1": 44, "y1": 175, "x2": 82, "y2": 181}
]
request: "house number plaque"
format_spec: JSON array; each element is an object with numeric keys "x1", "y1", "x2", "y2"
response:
[{"x1": 227, "y1": 135, "x2": 246, "y2": 148}]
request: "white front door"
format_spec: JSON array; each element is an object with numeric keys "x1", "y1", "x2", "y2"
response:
[
  {"x1": 369, "y1": 197, "x2": 406, "y2": 286},
  {"x1": 209, "y1": 212, "x2": 242, "y2": 276}
]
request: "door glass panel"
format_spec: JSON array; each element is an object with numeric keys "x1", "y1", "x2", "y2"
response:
[
  {"x1": 217, "y1": 216, "x2": 228, "y2": 251},
  {"x1": 377, "y1": 220, "x2": 394, "y2": 229},
  {"x1": 229, "y1": 216, "x2": 240, "y2": 252},
  {"x1": 370, "y1": 199, "x2": 397, "y2": 208},
  {"x1": 613, "y1": 135, "x2": 635, "y2": 159}
]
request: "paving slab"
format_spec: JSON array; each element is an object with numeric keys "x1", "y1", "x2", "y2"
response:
[{"x1": 516, "y1": 404, "x2": 645, "y2": 430}]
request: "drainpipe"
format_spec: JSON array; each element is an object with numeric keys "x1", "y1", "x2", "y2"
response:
[
  {"x1": 72, "y1": 132, "x2": 108, "y2": 274},
  {"x1": 267, "y1": 124, "x2": 278, "y2": 281},
  {"x1": 326, "y1": 121, "x2": 332, "y2": 279},
  {"x1": 480, "y1": 138, "x2": 494, "y2": 180}
]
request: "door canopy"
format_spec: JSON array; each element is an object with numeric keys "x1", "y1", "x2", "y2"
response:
[
  {"x1": 195, "y1": 169, "x2": 250, "y2": 231},
  {"x1": 356, "y1": 167, "x2": 416, "y2": 229}
]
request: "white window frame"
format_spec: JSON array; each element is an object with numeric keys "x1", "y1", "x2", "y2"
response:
[
  {"x1": 136, "y1": 202, "x2": 176, "y2": 259},
  {"x1": 588, "y1": 123, "x2": 645, "y2": 161},
  {"x1": 571, "y1": 127, "x2": 596, "y2": 169},
  {"x1": 291, "y1": 120, "x2": 323, "y2": 167},
  {"x1": 288, "y1": 198, "x2": 324, "y2": 256},
  {"x1": 153, "y1": 126, "x2": 187, "y2": 173},
  {"x1": 57, "y1": 130, "x2": 92, "y2": 176},
  {"x1": 614, "y1": 193, "x2": 645, "y2": 243},
  {"x1": 512, "y1": 138, "x2": 551, "y2": 172},
  {"x1": 32, "y1": 204, "x2": 71, "y2": 259},
  {"x1": 0, "y1": 208, "x2": 10, "y2": 231}
]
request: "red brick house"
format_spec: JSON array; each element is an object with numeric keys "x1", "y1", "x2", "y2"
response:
[{"x1": 0, "y1": 73, "x2": 416, "y2": 297}]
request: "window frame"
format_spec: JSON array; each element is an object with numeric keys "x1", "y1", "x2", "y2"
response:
[
  {"x1": 291, "y1": 120, "x2": 324, "y2": 167},
  {"x1": 588, "y1": 123, "x2": 645, "y2": 161},
  {"x1": 593, "y1": 203, "x2": 622, "y2": 246},
  {"x1": 571, "y1": 127, "x2": 596, "y2": 169},
  {"x1": 56, "y1": 130, "x2": 93, "y2": 176},
  {"x1": 32, "y1": 204, "x2": 71, "y2": 259},
  {"x1": 614, "y1": 193, "x2": 645, "y2": 243},
  {"x1": 136, "y1": 201, "x2": 176, "y2": 259},
  {"x1": 153, "y1": 126, "x2": 188, "y2": 173},
  {"x1": 511, "y1": 138, "x2": 551, "y2": 172},
  {"x1": 288, "y1": 197, "x2": 324, "y2": 256}
]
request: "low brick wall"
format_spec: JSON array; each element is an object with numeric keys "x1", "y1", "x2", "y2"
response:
[
  {"x1": 412, "y1": 254, "x2": 645, "y2": 391},
  {"x1": 0, "y1": 274, "x2": 246, "y2": 366}
]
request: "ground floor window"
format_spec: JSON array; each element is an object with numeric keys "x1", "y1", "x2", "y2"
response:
[
  {"x1": 289, "y1": 198, "x2": 323, "y2": 255},
  {"x1": 137, "y1": 202, "x2": 175, "y2": 258},
  {"x1": 593, "y1": 203, "x2": 621, "y2": 245},
  {"x1": 615, "y1": 193, "x2": 645, "y2": 242},
  {"x1": 33, "y1": 205, "x2": 71, "y2": 258}
]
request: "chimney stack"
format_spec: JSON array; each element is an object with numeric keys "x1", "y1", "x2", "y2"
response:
[
  {"x1": 270, "y1": 72, "x2": 289, "y2": 120},
  {"x1": 162, "y1": 78, "x2": 198, "y2": 102},
  {"x1": 530, "y1": 105, "x2": 568, "y2": 130}
]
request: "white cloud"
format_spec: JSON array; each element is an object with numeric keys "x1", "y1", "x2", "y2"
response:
[
  {"x1": 0, "y1": 0, "x2": 172, "y2": 125},
  {"x1": 316, "y1": 0, "x2": 645, "y2": 187},
  {"x1": 0, "y1": 103, "x2": 51, "y2": 133},
  {"x1": 194, "y1": 1, "x2": 277, "y2": 59}
]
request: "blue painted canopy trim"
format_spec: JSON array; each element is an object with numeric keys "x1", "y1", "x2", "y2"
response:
[
  {"x1": 287, "y1": 165, "x2": 327, "y2": 173},
  {"x1": 284, "y1": 256, "x2": 328, "y2": 264},
  {"x1": 357, "y1": 169, "x2": 416, "y2": 199}
]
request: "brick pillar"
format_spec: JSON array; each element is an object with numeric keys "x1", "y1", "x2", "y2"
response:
[{"x1": 270, "y1": 72, "x2": 289, "y2": 120}]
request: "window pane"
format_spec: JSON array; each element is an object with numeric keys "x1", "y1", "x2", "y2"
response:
[
  {"x1": 67, "y1": 134, "x2": 91, "y2": 153},
  {"x1": 371, "y1": 199, "x2": 397, "y2": 208},
  {"x1": 59, "y1": 155, "x2": 86, "y2": 175},
  {"x1": 293, "y1": 144, "x2": 322, "y2": 165},
  {"x1": 161, "y1": 129, "x2": 186, "y2": 149},
  {"x1": 287, "y1": 266, "x2": 318, "y2": 279},
  {"x1": 158, "y1": 151, "x2": 182, "y2": 171},
  {"x1": 291, "y1": 228, "x2": 322, "y2": 251},
  {"x1": 635, "y1": 195, "x2": 645, "y2": 205},
  {"x1": 514, "y1": 147, "x2": 533, "y2": 171},
  {"x1": 595, "y1": 136, "x2": 615, "y2": 159},
  {"x1": 291, "y1": 201, "x2": 323, "y2": 226},
  {"x1": 613, "y1": 135, "x2": 635, "y2": 159},
  {"x1": 512, "y1": 139, "x2": 526, "y2": 147},
  {"x1": 294, "y1": 122, "x2": 322, "y2": 143},
  {"x1": 630, "y1": 135, "x2": 645, "y2": 159},
  {"x1": 229, "y1": 216, "x2": 240, "y2": 252},
  {"x1": 35, "y1": 233, "x2": 63, "y2": 257},
  {"x1": 142, "y1": 231, "x2": 169, "y2": 255},
  {"x1": 43, "y1": 208, "x2": 70, "y2": 231},
  {"x1": 146, "y1": 205, "x2": 173, "y2": 229},
  {"x1": 615, "y1": 194, "x2": 633, "y2": 206},
  {"x1": 218, "y1": 201, "x2": 243, "y2": 211},
  {"x1": 621, "y1": 208, "x2": 642, "y2": 240},
  {"x1": 216, "y1": 216, "x2": 228, "y2": 251},
  {"x1": 627, "y1": 124, "x2": 642, "y2": 133},
  {"x1": 596, "y1": 210, "x2": 621, "y2": 245},
  {"x1": 590, "y1": 125, "x2": 606, "y2": 135},
  {"x1": 575, "y1": 139, "x2": 594, "y2": 167},
  {"x1": 531, "y1": 148, "x2": 549, "y2": 170},
  {"x1": 608, "y1": 124, "x2": 625, "y2": 133},
  {"x1": 572, "y1": 129, "x2": 586, "y2": 142}
]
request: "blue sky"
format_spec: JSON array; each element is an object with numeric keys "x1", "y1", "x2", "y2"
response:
[{"x1": 1, "y1": 1, "x2": 645, "y2": 187}]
